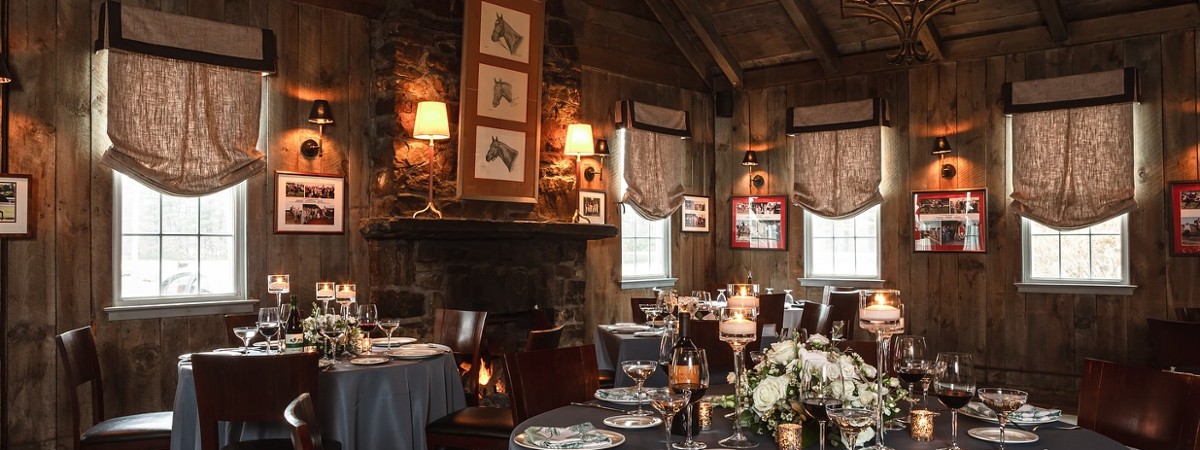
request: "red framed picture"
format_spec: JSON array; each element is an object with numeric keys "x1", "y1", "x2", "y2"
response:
[
  {"x1": 730, "y1": 196, "x2": 787, "y2": 250},
  {"x1": 1169, "y1": 181, "x2": 1200, "y2": 255},
  {"x1": 913, "y1": 189, "x2": 986, "y2": 253}
]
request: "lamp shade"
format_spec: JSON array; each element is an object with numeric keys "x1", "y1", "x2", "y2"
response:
[
  {"x1": 0, "y1": 58, "x2": 11, "y2": 84},
  {"x1": 307, "y1": 100, "x2": 334, "y2": 125},
  {"x1": 595, "y1": 139, "x2": 610, "y2": 156},
  {"x1": 413, "y1": 101, "x2": 450, "y2": 141},
  {"x1": 564, "y1": 124, "x2": 595, "y2": 156},
  {"x1": 742, "y1": 150, "x2": 760, "y2": 166},
  {"x1": 932, "y1": 136, "x2": 952, "y2": 155}
]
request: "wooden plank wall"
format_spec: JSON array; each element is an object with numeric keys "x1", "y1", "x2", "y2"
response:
[{"x1": 3, "y1": 1, "x2": 370, "y2": 448}]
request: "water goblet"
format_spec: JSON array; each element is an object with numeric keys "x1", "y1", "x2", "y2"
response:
[
  {"x1": 933, "y1": 352, "x2": 975, "y2": 450},
  {"x1": 621, "y1": 360, "x2": 658, "y2": 416},
  {"x1": 715, "y1": 289, "x2": 727, "y2": 304},
  {"x1": 827, "y1": 407, "x2": 876, "y2": 450},
  {"x1": 893, "y1": 336, "x2": 931, "y2": 418},
  {"x1": 233, "y1": 326, "x2": 258, "y2": 354},
  {"x1": 257, "y1": 307, "x2": 281, "y2": 354},
  {"x1": 765, "y1": 287, "x2": 774, "y2": 295},
  {"x1": 669, "y1": 347, "x2": 709, "y2": 450},
  {"x1": 358, "y1": 304, "x2": 378, "y2": 349},
  {"x1": 648, "y1": 388, "x2": 689, "y2": 450},
  {"x1": 977, "y1": 388, "x2": 1028, "y2": 450},
  {"x1": 783, "y1": 289, "x2": 795, "y2": 306},
  {"x1": 379, "y1": 318, "x2": 400, "y2": 350},
  {"x1": 802, "y1": 358, "x2": 846, "y2": 450}
]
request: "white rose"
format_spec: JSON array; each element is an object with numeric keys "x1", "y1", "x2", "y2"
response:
[
  {"x1": 798, "y1": 348, "x2": 829, "y2": 367},
  {"x1": 807, "y1": 334, "x2": 830, "y2": 346},
  {"x1": 752, "y1": 375, "x2": 791, "y2": 414},
  {"x1": 858, "y1": 389, "x2": 878, "y2": 407},
  {"x1": 768, "y1": 340, "x2": 798, "y2": 365},
  {"x1": 861, "y1": 363, "x2": 878, "y2": 379}
]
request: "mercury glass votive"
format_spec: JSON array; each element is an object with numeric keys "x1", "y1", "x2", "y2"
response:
[
  {"x1": 698, "y1": 401, "x2": 713, "y2": 430},
  {"x1": 776, "y1": 423, "x2": 802, "y2": 450},
  {"x1": 910, "y1": 409, "x2": 936, "y2": 442}
]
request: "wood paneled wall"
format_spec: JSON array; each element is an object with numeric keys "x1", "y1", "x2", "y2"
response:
[{"x1": 2, "y1": 1, "x2": 370, "y2": 448}]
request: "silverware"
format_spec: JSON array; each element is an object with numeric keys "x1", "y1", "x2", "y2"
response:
[
  {"x1": 1032, "y1": 424, "x2": 1080, "y2": 432},
  {"x1": 570, "y1": 402, "x2": 628, "y2": 413}
]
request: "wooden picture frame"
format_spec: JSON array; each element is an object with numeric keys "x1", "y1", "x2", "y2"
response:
[
  {"x1": 0, "y1": 174, "x2": 32, "y2": 238},
  {"x1": 457, "y1": 0, "x2": 544, "y2": 203},
  {"x1": 682, "y1": 195, "x2": 709, "y2": 233},
  {"x1": 579, "y1": 190, "x2": 605, "y2": 224},
  {"x1": 273, "y1": 171, "x2": 346, "y2": 234},
  {"x1": 913, "y1": 189, "x2": 986, "y2": 253},
  {"x1": 1169, "y1": 181, "x2": 1200, "y2": 255},
  {"x1": 730, "y1": 196, "x2": 787, "y2": 250}
]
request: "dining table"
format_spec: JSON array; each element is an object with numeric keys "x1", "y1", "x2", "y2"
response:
[
  {"x1": 170, "y1": 350, "x2": 466, "y2": 450},
  {"x1": 594, "y1": 325, "x2": 780, "y2": 388},
  {"x1": 509, "y1": 384, "x2": 1128, "y2": 450}
]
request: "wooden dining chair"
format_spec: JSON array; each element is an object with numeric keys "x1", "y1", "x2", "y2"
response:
[
  {"x1": 1147, "y1": 318, "x2": 1200, "y2": 373},
  {"x1": 687, "y1": 319, "x2": 737, "y2": 375},
  {"x1": 756, "y1": 293, "x2": 787, "y2": 336},
  {"x1": 284, "y1": 393, "x2": 341, "y2": 450},
  {"x1": 504, "y1": 344, "x2": 600, "y2": 423},
  {"x1": 797, "y1": 301, "x2": 832, "y2": 336},
  {"x1": 827, "y1": 289, "x2": 861, "y2": 340},
  {"x1": 432, "y1": 308, "x2": 488, "y2": 404},
  {"x1": 192, "y1": 352, "x2": 320, "y2": 450},
  {"x1": 56, "y1": 326, "x2": 173, "y2": 450},
  {"x1": 1078, "y1": 358, "x2": 1200, "y2": 450},
  {"x1": 530, "y1": 306, "x2": 557, "y2": 330},
  {"x1": 1176, "y1": 307, "x2": 1200, "y2": 322},
  {"x1": 224, "y1": 313, "x2": 265, "y2": 347},
  {"x1": 630, "y1": 297, "x2": 656, "y2": 323},
  {"x1": 524, "y1": 324, "x2": 564, "y2": 351}
]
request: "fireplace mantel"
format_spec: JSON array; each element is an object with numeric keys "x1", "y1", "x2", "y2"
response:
[{"x1": 361, "y1": 217, "x2": 618, "y2": 241}]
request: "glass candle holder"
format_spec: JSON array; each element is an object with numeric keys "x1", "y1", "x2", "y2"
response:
[
  {"x1": 698, "y1": 401, "x2": 713, "y2": 431},
  {"x1": 858, "y1": 289, "x2": 904, "y2": 333},
  {"x1": 910, "y1": 409, "x2": 936, "y2": 441},
  {"x1": 335, "y1": 283, "x2": 356, "y2": 302},
  {"x1": 267, "y1": 274, "x2": 290, "y2": 293},
  {"x1": 726, "y1": 284, "x2": 759, "y2": 309},
  {"x1": 776, "y1": 423, "x2": 802, "y2": 450}
]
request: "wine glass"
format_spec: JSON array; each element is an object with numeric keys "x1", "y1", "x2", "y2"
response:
[
  {"x1": 257, "y1": 307, "x2": 281, "y2": 355},
  {"x1": 783, "y1": 289, "x2": 795, "y2": 306},
  {"x1": 318, "y1": 306, "x2": 346, "y2": 364},
  {"x1": 379, "y1": 317, "x2": 400, "y2": 350},
  {"x1": 658, "y1": 319, "x2": 678, "y2": 372},
  {"x1": 748, "y1": 350, "x2": 765, "y2": 366},
  {"x1": 648, "y1": 388, "x2": 690, "y2": 450},
  {"x1": 641, "y1": 303, "x2": 659, "y2": 325},
  {"x1": 802, "y1": 358, "x2": 846, "y2": 450},
  {"x1": 977, "y1": 388, "x2": 1028, "y2": 450},
  {"x1": 621, "y1": 360, "x2": 658, "y2": 416},
  {"x1": 715, "y1": 289, "x2": 727, "y2": 304},
  {"x1": 358, "y1": 304, "x2": 378, "y2": 349},
  {"x1": 893, "y1": 336, "x2": 931, "y2": 419},
  {"x1": 765, "y1": 287, "x2": 775, "y2": 295},
  {"x1": 826, "y1": 407, "x2": 876, "y2": 450},
  {"x1": 669, "y1": 347, "x2": 709, "y2": 450},
  {"x1": 933, "y1": 352, "x2": 975, "y2": 450},
  {"x1": 233, "y1": 326, "x2": 258, "y2": 354}
]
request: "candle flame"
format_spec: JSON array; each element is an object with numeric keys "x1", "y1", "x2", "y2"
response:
[{"x1": 874, "y1": 292, "x2": 886, "y2": 305}]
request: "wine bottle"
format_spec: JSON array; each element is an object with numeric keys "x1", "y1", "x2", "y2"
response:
[
  {"x1": 669, "y1": 313, "x2": 701, "y2": 436},
  {"x1": 284, "y1": 296, "x2": 304, "y2": 354}
]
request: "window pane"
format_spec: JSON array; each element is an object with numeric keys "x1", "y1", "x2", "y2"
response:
[
  {"x1": 856, "y1": 237, "x2": 879, "y2": 277},
  {"x1": 200, "y1": 188, "x2": 235, "y2": 235},
  {"x1": 621, "y1": 212, "x2": 670, "y2": 280},
  {"x1": 1025, "y1": 216, "x2": 1126, "y2": 283},
  {"x1": 806, "y1": 205, "x2": 880, "y2": 278},
  {"x1": 832, "y1": 238, "x2": 856, "y2": 275},
  {"x1": 1029, "y1": 235, "x2": 1061, "y2": 278},
  {"x1": 200, "y1": 236, "x2": 236, "y2": 295},
  {"x1": 1091, "y1": 216, "x2": 1122, "y2": 234},
  {"x1": 121, "y1": 236, "x2": 160, "y2": 298},
  {"x1": 811, "y1": 216, "x2": 834, "y2": 237},
  {"x1": 121, "y1": 180, "x2": 160, "y2": 234},
  {"x1": 162, "y1": 195, "x2": 199, "y2": 234},
  {"x1": 1060, "y1": 235, "x2": 1090, "y2": 278},
  {"x1": 161, "y1": 236, "x2": 199, "y2": 296},
  {"x1": 1091, "y1": 235, "x2": 1122, "y2": 279},
  {"x1": 812, "y1": 238, "x2": 834, "y2": 270},
  {"x1": 855, "y1": 211, "x2": 878, "y2": 237}
]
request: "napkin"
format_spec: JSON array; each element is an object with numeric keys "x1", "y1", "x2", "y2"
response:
[
  {"x1": 594, "y1": 387, "x2": 647, "y2": 403},
  {"x1": 523, "y1": 423, "x2": 612, "y2": 449},
  {"x1": 1010, "y1": 404, "x2": 1062, "y2": 422}
]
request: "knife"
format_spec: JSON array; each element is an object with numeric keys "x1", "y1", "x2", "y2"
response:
[{"x1": 570, "y1": 402, "x2": 628, "y2": 413}]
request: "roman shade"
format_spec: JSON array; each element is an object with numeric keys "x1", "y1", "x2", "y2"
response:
[
  {"x1": 1006, "y1": 68, "x2": 1138, "y2": 229},
  {"x1": 95, "y1": 1, "x2": 275, "y2": 196},
  {"x1": 787, "y1": 98, "x2": 888, "y2": 219},
  {"x1": 615, "y1": 100, "x2": 691, "y2": 219}
]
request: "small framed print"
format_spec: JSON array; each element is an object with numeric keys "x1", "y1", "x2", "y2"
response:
[
  {"x1": 913, "y1": 189, "x2": 986, "y2": 253},
  {"x1": 274, "y1": 171, "x2": 346, "y2": 234},
  {"x1": 682, "y1": 195, "x2": 709, "y2": 233},
  {"x1": 579, "y1": 190, "x2": 605, "y2": 224},
  {"x1": 1169, "y1": 181, "x2": 1200, "y2": 255},
  {"x1": 0, "y1": 174, "x2": 32, "y2": 238},
  {"x1": 730, "y1": 196, "x2": 787, "y2": 250}
]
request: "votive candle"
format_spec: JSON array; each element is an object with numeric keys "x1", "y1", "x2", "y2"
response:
[
  {"x1": 910, "y1": 409, "x2": 935, "y2": 441},
  {"x1": 698, "y1": 401, "x2": 713, "y2": 430},
  {"x1": 776, "y1": 423, "x2": 802, "y2": 450},
  {"x1": 727, "y1": 295, "x2": 758, "y2": 309},
  {"x1": 268, "y1": 274, "x2": 290, "y2": 292},
  {"x1": 335, "y1": 283, "x2": 356, "y2": 300},
  {"x1": 315, "y1": 282, "x2": 335, "y2": 299}
]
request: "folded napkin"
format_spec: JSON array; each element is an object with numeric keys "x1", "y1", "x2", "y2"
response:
[
  {"x1": 523, "y1": 423, "x2": 611, "y2": 449},
  {"x1": 594, "y1": 387, "x2": 647, "y2": 403},
  {"x1": 963, "y1": 402, "x2": 1062, "y2": 422}
]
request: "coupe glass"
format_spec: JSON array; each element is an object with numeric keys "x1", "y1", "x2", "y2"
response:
[
  {"x1": 893, "y1": 335, "x2": 931, "y2": 419},
  {"x1": 379, "y1": 318, "x2": 400, "y2": 350},
  {"x1": 802, "y1": 358, "x2": 846, "y2": 450},
  {"x1": 669, "y1": 347, "x2": 709, "y2": 450},
  {"x1": 358, "y1": 304, "x2": 378, "y2": 348},
  {"x1": 648, "y1": 388, "x2": 690, "y2": 450},
  {"x1": 933, "y1": 352, "x2": 975, "y2": 450},
  {"x1": 977, "y1": 388, "x2": 1028, "y2": 450},
  {"x1": 233, "y1": 326, "x2": 258, "y2": 354},
  {"x1": 257, "y1": 307, "x2": 281, "y2": 354},
  {"x1": 827, "y1": 407, "x2": 876, "y2": 450},
  {"x1": 621, "y1": 360, "x2": 658, "y2": 416}
]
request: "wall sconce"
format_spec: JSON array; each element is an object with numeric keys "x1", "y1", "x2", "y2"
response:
[
  {"x1": 933, "y1": 136, "x2": 956, "y2": 179},
  {"x1": 300, "y1": 100, "x2": 334, "y2": 158},
  {"x1": 588, "y1": 139, "x2": 610, "y2": 181},
  {"x1": 564, "y1": 123, "x2": 595, "y2": 223},
  {"x1": 413, "y1": 101, "x2": 450, "y2": 219},
  {"x1": 742, "y1": 150, "x2": 764, "y2": 190}
]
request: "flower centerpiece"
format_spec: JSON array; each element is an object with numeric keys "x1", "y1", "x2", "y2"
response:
[
  {"x1": 301, "y1": 304, "x2": 361, "y2": 356},
  {"x1": 729, "y1": 334, "x2": 906, "y2": 447}
]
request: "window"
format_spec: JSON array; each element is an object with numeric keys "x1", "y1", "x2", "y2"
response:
[
  {"x1": 803, "y1": 205, "x2": 881, "y2": 284},
  {"x1": 109, "y1": 173, "x2": 249, "y2": 318},
  {"x1": 620, "y1": 209, "x2": 672, "y2": 287},
  {"x1": 1021, "y1": 215, "x2": 1131, "y2": 292}
]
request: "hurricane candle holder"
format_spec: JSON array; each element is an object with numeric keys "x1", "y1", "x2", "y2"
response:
[
  {"x1": 726, "y1": 283, "x2": 759, "y2": 309},
  {"x1": 267, "y1": 274, "x2": 290, "y2": 307},
  {"x1": 698, "y1": 401, "x2": 713, "y2": 430},
  {"x1": 315, "y1": 282, "x2": 335, "y2": 310},
  {"x1": 718, "y1": 306, "x2": 758, "y2": 448},
  {"x1": 775, "y1": 423, "x2": 801, "y2": 450},
  {"x1": 909, "y1": 410, "x2": 935, "y2": 441},
  {"x1": 858, "y1": 289, "x2": 904, "y2": 450},
  {"x1": 334, "y1": 283, "x2": 356, "y2": 314}
]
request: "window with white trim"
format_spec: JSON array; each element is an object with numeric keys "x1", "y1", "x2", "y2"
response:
[
  {"x1": 1022, "y1": 215, "x2": 1128, "y2": 285},
  {"x1": 621, "y1": 209, "x2": 671, "y2": 282},
  {"x1": 804, "y1": 205, "x2": 881, "y2": 280},
  {"x1": 114, "y1": 172, "x2": 247, "y2": 307}
]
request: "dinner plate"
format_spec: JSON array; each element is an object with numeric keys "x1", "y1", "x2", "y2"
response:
[
  {"x1": 959, "y1": 403, "x2": 1060, "y2": 425},
  {"x1": 594, "y1": 388, "x2": 648, "y2": 405},
  {"x1": 967, "y1": 427, "x2": 1039, "y2": 444},
  {"x1": 633, "y1": 330, "x2": 663, "y2": 337},
  {"x1": 513, "y1": 429, "x2": 625, "y2": 450},
  {"x1": 602, "y1": 414, "x2": 662, "y2": 429},
  {"x1": 386, "y1": 347, "x2": 443, "y2": 359},
  {"x1": 371, "y1": 337, "x2": 417, "y2": 348},
  {"x1": 252, "y1": 341, "x2": 282, "y2": 349},
  {"x1": 609, "y1": 325, "x2": 651, "y2": 334},
  {"x1": 211, "y1": 347, "x2": 246, "y2": 353},
  {"x1": 350, "y1": 356, "x2": 390, "y2": 366},
  {"x1": 398, "y1": 343, "x2": 452, "y2": 353}
]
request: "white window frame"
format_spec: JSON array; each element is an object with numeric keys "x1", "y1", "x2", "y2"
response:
[
  {"x1": 1017, "y1": 215, "x2": 1135, "y2": 295},
  {"x1": 105, "y1": 173, "x2": 254, "y2": 320},
  {"x1": 619, "y1": 205, "x2": 675, "y2": 289},
  {"x1": 800, "y1": 205, "x2": 884, "y2": 288}
]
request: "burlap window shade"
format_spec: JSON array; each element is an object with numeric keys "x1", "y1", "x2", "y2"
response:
[
  {"x1": 615, "y1": 100, "x2": 690, "y2": 219},
  {"x1": 1006, "y1": 68, "x2": 1138, "y2": 229},
  {"x1": 787, "y1": 98, "x2": 888, "y2": 219},
  {"x1": 95, "y1": 1, "x2": 275, "y2": 196}
]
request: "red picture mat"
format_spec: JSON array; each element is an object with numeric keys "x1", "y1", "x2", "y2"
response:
[
  {"x1": 913, "y1": 189, "x2": 986, "y2": 253},
  {"x1": 1169, "y1": 181, "x2": 1200, "y2": 255},
  {"x1": 730, "y1": 196, "x2": 787, "y2": 250}
]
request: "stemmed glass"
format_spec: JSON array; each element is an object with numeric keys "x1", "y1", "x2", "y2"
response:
[
  {"x1": 977, "y1": 388, "x2": 1028, "y2": 450},
  {"x1": 641, "y1": 303, "x2": 659, "y2": 325},
  {"x1": 621, "y1": 360, "x2": 658, "y2": 416},
  {"x1": 669, "y1": 347, "x2": 709, "y2": 450},
  {"x1": 893, "y1": 336, "x2": 931, "y2": 420},
  {"x1": 802, "y1": 358, "x2": 846, "y2": 450},
  {"x1": 715, "y1": 289, "x2": 727, "y2": 304},
  {"x1": 233, "y1": 326, "x2": 258, "y2": 354},
  {"x1": 315, "y1": 282, "x2": 335, "y2": 311},
  {"x1": 933, "y1": 352, "x2": 975, "y2": 450},
  {"x1": 857, "y1": 289, "x2": 904, "y2": 450},
  {"x1": 318, "y1": 305, "x2": 346, "y2": 364},
  {"x1": 783, "y1": 289, "x2": 795, "y2": 306},
  {"x1": 379, "y1": 317, "x2": 400, "y2": 350},
  {"x1": 257, "y1": 307, "x2": 281, "y2": 355},
  {"x1": 648, "y1": 388, "x2": 690, "y2": 450},
  {"x1": 718, "y1": 306, "x2": 758, "y2": 448},
  {"x1": 826, "y1": 407, "x2": 876, "y2": 450},
  {"x1": 358, "y1": 304, "x2": 378, "y2": 349}
]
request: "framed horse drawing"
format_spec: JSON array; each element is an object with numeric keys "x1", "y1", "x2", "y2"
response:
[{"x1": 459, "y1": 0, "x2": 544, "y2": 203}]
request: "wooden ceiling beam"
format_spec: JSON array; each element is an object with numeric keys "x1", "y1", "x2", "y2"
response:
[
  {"x1": 779, "y1": 0, "x2": 840, "y2": 73},
  {"x1": 1036, "y1": 0, "x2": 1070, "y2": 43},
  {"x1": 668, "y1": 0, "x2": 745, "y2": 88},
  {"x1": 642, "y1": 0, "x2": 714, "y2": 88},
  {"x1": 290, "y1": 0, "x2": 385, "y2": 17},
  {"x1": 917, "y1": 20, "x2": 945, "y2": 62}
]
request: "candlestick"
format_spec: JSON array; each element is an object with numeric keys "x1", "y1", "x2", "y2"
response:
[
  {"x1": 719, "y1": 306, "x2": 758, "y2": 448},
  {"x1": 858, "y1": 289, "x2": 904, "y2": 450},
  {"x1": 267, "y1": 274, "x2": 289, "y2": 307},
  {"x1": 776, "y1": 423, "x2": 802, "y2": 450},
  {"x1": 910, "y1": 410, "x2": 935, "y2": 441}
]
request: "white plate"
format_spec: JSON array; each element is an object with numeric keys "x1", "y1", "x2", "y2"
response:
[
  {"x1": 398, "y1": 343, "x2": 452, "y2": 353},
  {"x1": 371, "y1": 337, "x2": 417, "y2": 348},
  {"x1": 959, "y1": 403, "x2": 1060, "y2": 425},
  {"x1": 609, "y1": 325, "x2": 651, "y2": 334},
  {"x1": 350, "y1": 356, "x2": 390, "y2": 365},
  {"x1": 319, "y1": 359, "x2": 335, "y2": 368},
  {"x1": 633, "y1": 331, "x2": 663, "y2": 337},
  {"x1": 211, "y1": 347, "x2": 246, "y2": 353},
  {"x1": 602, "y1": 414, "x2": 662, "y2": 429},
  {"x1": 386, "y1": 347, "x2": 443, "y2": 359},
  {"x1": 594, "y1": 388, "x2": 648, "y2": 405},
  {"x1": 253, "y1": 342, "x2": 282, "y2": 349},
  {"x1": 967, "y1": 427, "x2": 1039, "y2": 444},
  {"x1": 513, "y1": 429, "x2": 625, "y2": 450}
]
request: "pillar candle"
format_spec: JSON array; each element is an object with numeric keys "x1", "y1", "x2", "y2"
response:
[{"x1": 728, "y1": 295, "x2": 758, "y2": 309}]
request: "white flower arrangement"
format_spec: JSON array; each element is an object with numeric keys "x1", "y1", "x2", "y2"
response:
[{"x1": 301, "y1": 303, "x2": 361, "y2": 354}]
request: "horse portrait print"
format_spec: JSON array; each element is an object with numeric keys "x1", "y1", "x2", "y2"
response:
[
  {"x1": 474, "y1": 125, "x2": 525, "y2": 182},
  {"x1": 478, "y1": 2, "x2": 530, "y2": 63},
  {"x1": 492, "y1": 78, "x2": 515, "y2": 107},
  {"x1": 477, "y1": 63, "x2": 527, "y2": 122}
]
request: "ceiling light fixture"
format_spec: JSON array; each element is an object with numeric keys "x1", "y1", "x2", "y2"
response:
[{"x1": 842, "y1": 0, "x2": 978, "y2": 65}]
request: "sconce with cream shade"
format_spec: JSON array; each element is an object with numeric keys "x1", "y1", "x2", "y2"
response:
[
  {"x1": 742, "y1": 150, "x2": 764, "y2": 190},
  {"x1": 564, "y1": 123, "x2": 595, "y2": 222},
  {"x1": 300, "y1": 100, "x2": 334, "y2": 158},
  {"x1": 413, "y1": 101, "x2": 450, "y2": 219},
  {"x1": 932, "y1": 136, "x2": 956, "y2": 179}
]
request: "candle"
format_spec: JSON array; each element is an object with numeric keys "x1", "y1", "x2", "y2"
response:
[
  {"x1": 859, "y1": 303, "x2": 901, "y2": 321},
  {"x1": 267, "y1": 275, "x2": 289, "y2": 291},
  {"x1": 335, "y1": 284, "x2": 356, "y2": 299},
  {"x1": 315, "y1": 283, "x2": 335, "y2": 298},
  {"x1": 728, "y1": 295, "x2": 758, "y2": 309},
  {"x1": 719, "y1": 317, "x2": 756, "y2": 336},
  {"x1": 910, "y1": 409, "x2": 935, "y2": 441},
  {"x1": 698, "y1": 401, "x2": 713, "y2": 430},
  {"x1": 776, "y1": 423, "x2": 802, "y2": 450}
]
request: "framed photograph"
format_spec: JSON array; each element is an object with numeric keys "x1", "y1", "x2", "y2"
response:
[
  {"x1": 730, "y1": 196, "x2": 787, "y2": 250},
  {"x1": 458, "y1": 0, "x2": 544, "y2": 203},
  {"x1": 579, "y1": 190, "x2": 605, "y2": 224},
  {"x1": 1169, "y1": 181, "x2": 1200, "y2": 255},
  {"x1": 0, "y1": 174, "x2": 32, "y2": 237},
  {"x1": 274, "y1": 171, "x2": 346, "y2": 234},
  {"x1": 913, "y1": 189, "x2": 986, "y2": 253},
  {"x1": 682, "y1": 195, "x2": 710, "y2": 233}
]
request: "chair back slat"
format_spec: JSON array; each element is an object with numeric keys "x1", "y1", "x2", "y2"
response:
[
  {"x1": 525, "y1": 325, "x2": 564, "y2": 351},
  {"x1": 1079, "y1": 359, "x2": 1200, "y2": 450},
  {"x1": 827, "y1": 289, "x2": 860, "y2": 339},
  {"x1": 192, "y1": 352, "x2": 319, "y2": 450},
  {"x1": 630, "y1": 298, "x2": 656, "y2": 323},
  {"x1": 504, "y1": 345, "x2": 599, "y2": 423},
  {"x1": 757, "y1": 294, "x2": 786, "y2": 336},
  {"x1": 285, "y1": 393, "x2": 328, "y2": 450},
  {"x1": 1176, "y1": 307, "x2": 1200, "y2": 322},
  {"x1": 687, "y1": 320, "x2": 737, "y2": 373},
  {"x1": 1147, "y1": 318, "x2": 1200, "y2": 371},
  {"x1": 433, "y1": 308, "x2": 488, "y2": 402},
  {"x1": 798, "y1": 301, "x2": 832, "y2": 336},
  {"x1": 56, "y1": 326, "x2": 106, "y2": 443}
]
